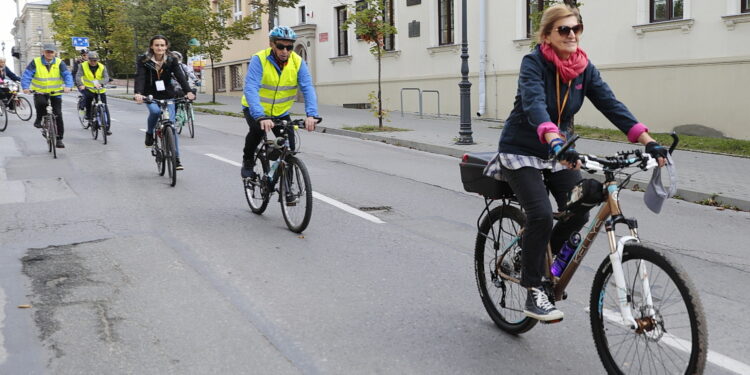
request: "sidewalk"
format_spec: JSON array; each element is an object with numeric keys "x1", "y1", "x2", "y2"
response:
[{"x1": 108, "y1": 87, "x2": 750, "y2": 211}]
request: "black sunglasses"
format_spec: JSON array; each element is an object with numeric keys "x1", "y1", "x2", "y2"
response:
[
  {"x1": 556, "y1": 24, "x2": 584, "y2": 36},
  {"x1": 274, "y1": 43, "x2": 294, "y2": 51}
]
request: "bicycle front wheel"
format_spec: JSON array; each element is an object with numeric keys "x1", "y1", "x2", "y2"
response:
[
  {"x1": 475, "y1": 204, "x2": 537, "y2": 334},
  {"x1": 0, "y1": 101, "x2": 7, "y2": 132},
  {"x1": 90, "y1": 107, "x2": 99, "y2": 140},
  {"x1": 589, "y1": 243, "x2": 708, "y2": 374},
  {"x1": 47, "y1": 117, "x2": 57, "y2": 159},
  {"x1": 163, "y1": 126, "x2": 177, "y2": 187},
  {"x1": 186, "y1": 103, "x2": 195, "y2": 138},
  {"x1": 99, "y1": 106, "x2": 107, "y2": 145},
  {"x1": 244, "y1": 149, "x2": 270, "y2": 214},
  {"x1": 14, "y1": 96, "x2": 33, "y2": 121},
  {"x1": 279, "y1": 156, "x2": 313, "y2": 233},
  {"x1": 154, "y1": 130, "x2": 165, "y2": 176}
]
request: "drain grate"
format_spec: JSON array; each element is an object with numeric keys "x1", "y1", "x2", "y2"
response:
[{"x1": 358, "y1": 206, "x2": 392, "y2": 212}]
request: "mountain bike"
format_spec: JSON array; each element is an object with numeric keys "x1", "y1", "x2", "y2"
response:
[
  {"x1": 244, "y1": 117, "x2": 321, "y2": 233},
  {"x1": 86, "y1": 90, "x2": 110, "y2": 144},
  {"x1": 77, "y1": 92, "x2": 88, "y2": 129},
  {"x1": 144, "y1": 96, "x2": 178, "y2": 187},
  {"x1": 462, "y1": 134, "x2": 708, "y2": 374},
  {"x1": 32, "y1": 91, "x2": 62, "y2": 159},
  {"x1": 0, "y1": 81, "x2": 33, "y2": 126},
  {"x1": 174, "y1": 97, "x2": 195, "y2": 138}
]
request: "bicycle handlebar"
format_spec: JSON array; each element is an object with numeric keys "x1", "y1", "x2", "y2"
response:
[{"x1": 555, "y1": 133, "x2": 679, "y2": 173}]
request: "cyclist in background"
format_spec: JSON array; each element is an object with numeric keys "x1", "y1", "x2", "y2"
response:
[
  {"x1": 483, "y1": 4, "x2": 668, "y2": 321},
  {"x1": 171, "y1": 51, "x2": 198, "y2": 98},
  {"x1": 133, "y1": 35, "x2": 195, "y2": 170},
  {"x1": 240, "y1": 26, "x2": 319, "y2": 180},
  {"x1": 21, "y1": 44, "x2": 73, "y2": 148},
  {"x1": 72, "y1": 49, "x2": 88, "y2": 111},
  {"x1": 0, "y1": 57, "x2": 21, "y2": 110},
  {"x1": 75, "y1": 51, "x2": 111, "y2": 135}
]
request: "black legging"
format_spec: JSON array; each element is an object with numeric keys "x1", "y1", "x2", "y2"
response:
[
  {"x1": 82, "y1": 90, "x2": 110, "y2": 125},
  {"x1": 34, "y1": 94, "x2": 64, "y2": 139},
  {"x1": 242, "y1": 108, "x2": 295, "y2": 163},
  {"x1": 501, "y1": 166, "x2": 589, "y2": 287}
]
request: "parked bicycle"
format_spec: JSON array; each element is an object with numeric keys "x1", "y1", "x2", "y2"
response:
[
  {"x1": 143, "y1": 96, "x2": 178, "y2": 187},
  {"x1": 86, "y1": 89, "x2": 110, "y2": 144},
  {"x1": 0, "y1": 81, "x2": 33, "y2": 130},
  {"x1": 461, "y1": 134, "x2": 707, "y2": 374},
  {"x1": 244, "y1": 117, "x2": 321, "y2": 233},
  {"x1": 32, "y1": 91, "x2": 62, "y2": 159},
  {"x1": 174, "y1": 97, "x2": 195, "y2": 138}
]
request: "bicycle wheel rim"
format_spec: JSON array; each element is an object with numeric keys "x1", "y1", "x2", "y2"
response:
[
  {"x1": 590, "y1": 244, "x2": 707, "y2": 374},
  {"x1": 0, "y1": 102, "x2": 7, "y2": 132},
  {"x1": 49, "y1": 118, "x2": 57, "y2": 159},
  {"x1": 91, "y1": 110, "x2": 99, "y2": 140},
  {"x1": 245, "y1": 152, "x2": 270, "y2": 214},
  {"x1": 155, "y1": 132, "x2": 165, "y2": 176},
  {"x1": 15, "y1": 96, "x2": 33, "y2": 121},
  {"x1": 280, "y1": 157, "x2": 313, "y2": 233},
  {"x1": 475, "y1": 205, "x2": 537, "y2": 334},
  {"x1": 164, "y1": 126, "x2": 177, "y2": 186},
  {"x1": 187, "y1": 105, "x2": 195, "y2": 138}
]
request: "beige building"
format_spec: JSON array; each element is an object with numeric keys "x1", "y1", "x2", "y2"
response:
[
  {"x1": 269, "y1": 0, "x2": 750, "y2": 140},
  {"x1": 11, "y1": 0, "x2": 55, "y2": 72},
  {"x1": 202, "y1": 0, "x2": 272, "y2": 98}
]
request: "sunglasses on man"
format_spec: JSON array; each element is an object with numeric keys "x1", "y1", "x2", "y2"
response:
[
  {"x1": 274, "y1": 43, "x2": 294, "y2": 51},
  {"x1": 556, "y1": 24, "x2": 584, "y2": 36}
]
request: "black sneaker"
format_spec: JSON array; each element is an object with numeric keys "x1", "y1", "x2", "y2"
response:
[
  {"x1": 145, "y1": 133, "x2": 154, "y2": 147},
  {"x1": 55, "y1": 139, "x2": 65, "y2": 148},
  {"x1": 285, "y1": 192, "x2": 298, "y2": 206},
  {"x1": 241, "y1": 161, "x2": 256, "y2": 179},
  {"x1": 175, "y1": 158, "x2": 184, "y2": 170},
  {"x1": 34, "y1": 121, "x2": 43, "y2": 129},
  {"x1": 106, "y1": 127, "x2": 112, "y2": 136},
  {"x1": 524, "y1": 287, "x2": 563, "y2": 321}
]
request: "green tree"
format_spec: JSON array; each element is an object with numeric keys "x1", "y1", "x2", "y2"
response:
[
  {"x1": 342, "y1": 0, "x2": 397, "y2": 128},
  {"x1": 163, "y1": 0, "x2": 259, "y2": 103},
  {"x1": 247, "y1": 0, "x2": 301, "y2": 31},
  {"x1": 128, "y1": 0, "x2": 193, "y2": 62},
  {"x1": 49, "y1": 0, "x2": 135, "y2": 76}
]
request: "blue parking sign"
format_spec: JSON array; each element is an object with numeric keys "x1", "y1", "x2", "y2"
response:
[{"x1": 71, "y1": 37, "x2": 89, "y2": 48}]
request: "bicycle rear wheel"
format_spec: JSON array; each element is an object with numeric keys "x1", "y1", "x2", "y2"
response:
[
  {"x1": 163, "y1": 125, "x2": 177, "y2": 187},
  {"x1": 14, "y1": 96, "x2": 33, "y2": 121},
  {"x1": 279, "y1": 156, "x2": 313, "y2": 233},
  {"x1": 0, "y1": 101, "x2": 7, "y2": 132},
  {"x1": 589, "y1": 243, "x2": 708, "y2": 374},
  {"x1": 244, "y1": 149, "x2": 270, "y2": 214},
  {"x1": 186, "y1": 103, "x2": 195, "y2": 138},
  {"x1": 78, "y1": 96, "x2": 88, "y2": 129},
  {"x1": 475, "y1": 204, "x2": 537, "y2": 334}
]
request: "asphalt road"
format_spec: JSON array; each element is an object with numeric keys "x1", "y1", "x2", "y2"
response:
[{"x1": 0, "y1": 94, "x2": 748, "y2": 374}]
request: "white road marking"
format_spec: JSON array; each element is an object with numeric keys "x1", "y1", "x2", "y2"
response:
[
  {"x1": 139, "y1": 129, "x2": 146, "y2": 132},
  {"x1": 591, "y1": 307, "x2": 750, "y2": 374},
  {"x1": 204, "y1": 153, "x2": 386, "y2": 224}
]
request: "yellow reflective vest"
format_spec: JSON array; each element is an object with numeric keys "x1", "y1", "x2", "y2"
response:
[
  {"x1": 81, "y1": 62, "x2": 106, "y2": 93},
  {"x1": 31, "y1": 57, "x2": 64, "y2": 96},
  {"x1": 241, "y1": 48, "x2": 301, "y2": 117}
]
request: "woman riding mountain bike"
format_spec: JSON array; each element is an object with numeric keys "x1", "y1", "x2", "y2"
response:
[
  {"x1": 483, "y1": 4, "x2": 669, "y2": 322},
  {"x1": 133, "y1": 35, "x2": 195, "y2": 170}
]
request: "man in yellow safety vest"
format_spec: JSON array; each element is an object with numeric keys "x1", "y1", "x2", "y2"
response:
[
  {"x1": 240, "y1": 26, "x2": 320, "y2": 180},
  {"x1": 21, "y1": 43, "x2": 74, "y2": 148},
  {"x1": 75, "y1": 51, "x2": 111, "y2": 135}
]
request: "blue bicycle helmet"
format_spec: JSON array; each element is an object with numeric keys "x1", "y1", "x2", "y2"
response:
[{"x1": 269, "y1": 26, "x2": 297, "y2": 42}]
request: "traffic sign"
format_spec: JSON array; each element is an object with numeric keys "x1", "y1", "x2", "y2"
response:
[{"x1": 71, "y1": 37, "x2": 89, "y2": 48}]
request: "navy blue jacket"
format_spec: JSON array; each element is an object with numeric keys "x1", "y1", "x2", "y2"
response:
[
  {"x1": 498, "y1": 45, "x2": 642, "y2": 159},
  {"x1": 0, "y1": 66, "x2": 21, "y2": 82}
]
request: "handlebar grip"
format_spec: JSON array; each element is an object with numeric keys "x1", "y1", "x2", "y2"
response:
[
  {"x1": 668, "y1": 132, "x2": 679, "y2": 155},
  {"x1": 554, "y1": 134, "x2": 579, "y2": 159}
]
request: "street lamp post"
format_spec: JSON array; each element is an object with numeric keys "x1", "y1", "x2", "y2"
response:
[{"x1": 456, "y1": 0, "x2": 474, "y2": 145}]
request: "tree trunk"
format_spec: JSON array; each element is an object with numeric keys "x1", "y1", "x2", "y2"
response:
[
  {"x1": 210, "y1": 57, "x2": 216, "y2": 103},
  {"x1": 377, "y1": 46, "x2": 382, "y2": 128}
]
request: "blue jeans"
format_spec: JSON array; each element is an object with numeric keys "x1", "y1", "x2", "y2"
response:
[{"x1": 146, "y1": 102, "x2": 180, "y2": 157}]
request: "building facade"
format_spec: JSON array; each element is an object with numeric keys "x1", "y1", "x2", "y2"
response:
[
  {"x1": 11, "y1": 0, "x2": 54, "y2": 73},
  {"x1": 270, "y1": 0, "x2": 750, "y2": 140},
  {"x1": 202, "y1": 0, "x2": 272, "y2": 98}
]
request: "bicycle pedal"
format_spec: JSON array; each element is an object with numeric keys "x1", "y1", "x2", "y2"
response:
[{"x1": 540, "y1": 318, "x2": 564, "y2": 325}]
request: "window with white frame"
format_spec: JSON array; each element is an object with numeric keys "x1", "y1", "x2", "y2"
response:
[
  {"x1": 743, "y1": 0, "x2": 750, "y2": 13},
  {"x1": 527, "y1": 0, "x2": 547, "y2": 38},
  {"x1": 383, "y1": 0, "x2": 395, "y2": 51},
  {"x1": 251, "y1": 3, "x2": 261, "y2": 29},
  {"x1": 234, "y1": 0, "x2": 242, "y2": 21},
  {"x1": 651, "y1": 0, "x2": 683, "y2": 22},
  {"x1": 438, "y1": 0, "x2": 454, "y2": 45},
  {"x1": 230, "y1": 64, "x2": 243, "y2": 91},
  {"x1": 299, "y1": 6, "x2": 306, "y2": 24},
  {"x1": 336, "y1": 6, "x2": 349, "y2": 56}
]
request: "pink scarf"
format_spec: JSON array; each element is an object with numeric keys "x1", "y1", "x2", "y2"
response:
[{"x1": 540, "y1": 43, "x2": 589, "y2": 82}]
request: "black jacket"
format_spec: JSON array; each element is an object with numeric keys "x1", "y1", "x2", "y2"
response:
[
  {"x1": 134, "y1": 53, "x2": 191, "y2": 99},
  {"x1": 499, "y1": 45, "x2": 640, "y2": 159}
]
